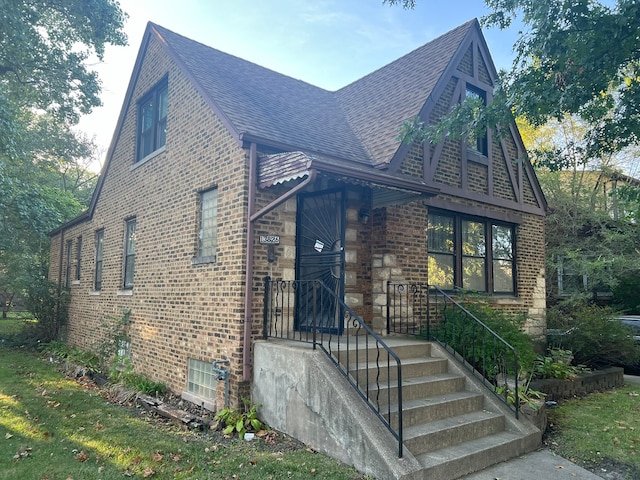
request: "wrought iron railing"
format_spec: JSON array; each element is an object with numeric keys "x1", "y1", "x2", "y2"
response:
[
  {"x1": 387, "y1": 282, "x2": 520, "y2": 418},
  {"x1": 263, "y1": 277, "x2": 404, "y2": 457}
]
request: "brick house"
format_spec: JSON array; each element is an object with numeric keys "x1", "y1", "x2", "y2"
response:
[{"x1": 49, "y1": 19, "x2": 547, "y2": 476}]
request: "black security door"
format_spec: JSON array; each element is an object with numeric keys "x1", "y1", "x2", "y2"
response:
[{"x1": 295, "y1": 189, "x2": 345, "y2": 333}]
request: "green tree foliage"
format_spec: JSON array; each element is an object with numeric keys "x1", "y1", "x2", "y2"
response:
[
  {"x1": 0, "y1": 0, "x2": 127, "y2": 318},
  {"x1": 521, "y1": 115, "x2": 640, "y2": 303},
  {"x1": 387, "y1": 0, "x2": 640, "y2": 158},
  {"x1": 483, "y1": 0, "x2": 640, "y2": 158}
]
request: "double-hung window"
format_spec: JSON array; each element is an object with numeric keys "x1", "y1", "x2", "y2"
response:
[
  {"x1": 94, "y1": 230, "x2": 104, "y2": 291},
  {"x1": 428, "y1": 212, "x2": 515, "y2": 294},
  {"x1": 197, "y1": 188, "x2": 218, "y2": 261},
  {"x1": 137, "y1": 79, "x2": 168, "y2": 161},
  {"x1": 123, "y1": 219, "x2": 136, "y2": 289}
]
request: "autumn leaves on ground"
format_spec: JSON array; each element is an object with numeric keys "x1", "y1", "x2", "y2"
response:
[{"x1": 0, "y1": 319, "x2": 366, "y2": 480}]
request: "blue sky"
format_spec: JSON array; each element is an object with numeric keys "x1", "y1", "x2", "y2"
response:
[{"x1": 80, "y1": 0, "x2": 522, "y2": 164}]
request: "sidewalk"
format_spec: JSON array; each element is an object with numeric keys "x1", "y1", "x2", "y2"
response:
[{"x1": 461, "y1": 449, "x2": 603, "y2": 480}]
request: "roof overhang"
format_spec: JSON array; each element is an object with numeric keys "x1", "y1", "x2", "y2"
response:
[{"x1": 258, "y1": 151, "x2": 440, "y2": 206}]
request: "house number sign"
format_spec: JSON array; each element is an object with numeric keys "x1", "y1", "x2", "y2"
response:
[{"x1": 259, "y1": 235, "x2": 280, "y2": 245}]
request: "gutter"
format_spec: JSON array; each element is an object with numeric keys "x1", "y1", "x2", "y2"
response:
[{"x1": 242, "y1": 143, "x2": 316, "y2": 382}]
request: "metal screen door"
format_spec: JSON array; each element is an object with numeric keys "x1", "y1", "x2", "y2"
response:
[{"x1": 295, "y1": 189, "x2": 345, "y2": 333}]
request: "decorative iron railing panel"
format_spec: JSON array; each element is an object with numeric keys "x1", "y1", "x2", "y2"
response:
[
  {"x1": 387, "y1": 282, "x2": 520, "y2": 418},
  {"x1": 263, "y1": 277, "x2": 403, "y2": 457}
]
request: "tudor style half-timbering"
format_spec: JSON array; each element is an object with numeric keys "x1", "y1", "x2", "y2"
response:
[{"x1": 50, "y1": 21, "x2": 546, "y2": 469}]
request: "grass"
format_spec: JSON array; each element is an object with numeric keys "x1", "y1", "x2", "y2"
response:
[
  {"x1": 546, "y1": 384, "x2": 640, "y2": 477},
  {"x1": 0, "y1": 324, "x2": 367, "y2": 479}
]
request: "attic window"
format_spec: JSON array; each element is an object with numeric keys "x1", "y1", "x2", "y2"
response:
[
  {"x1": 137, "y1": 78, "x2": 168, "y2": 162},
  {"x1": 465, "y1": 85, "x2": 488, "y2": 157}
]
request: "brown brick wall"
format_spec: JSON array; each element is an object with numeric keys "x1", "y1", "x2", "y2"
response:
[{"x1": 50, "y1": 37, "x2": 250, "y2": 406}]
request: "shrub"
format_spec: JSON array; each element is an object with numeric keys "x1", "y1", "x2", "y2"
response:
[
  {"x1": 612, "y1": 270, "x2": 640, "y2": 314},
  {"x1": 547, "y1": 302, "x2": 640, "y2": 369},
  {"x1": 438, "y1": 298, "x2": 537, "y2": 378}
]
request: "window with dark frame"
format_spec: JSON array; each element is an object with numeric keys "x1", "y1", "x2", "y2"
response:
[
  {"x1": 123, "y1": 219, "x2": 136, "y2": 289},
  {"x1": 94, "y1": 230, "x2": 104, "y2": 291},
  {"x1": 198, "y1": 188, "x2": 218, "y2": 260},
  {"x1": 428, "y1": 212, "x2": 515, "y2": 294},
  {"x1": 465, "y1": 85, "x2": 488, "y2": 156},
  {"x1": 65, "y1": 240, "x2": 73, "y2": 288},
  {"x1": 75, "y1": 236, "x2": 82, "y2": 281},
  {"x1": 137, "y1": 79, "x2": 168, "y2": 161}
]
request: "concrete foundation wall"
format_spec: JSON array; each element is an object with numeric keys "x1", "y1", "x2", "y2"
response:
[{"x1": 252, "y1": 340, "x2": 424, "y2": 480}]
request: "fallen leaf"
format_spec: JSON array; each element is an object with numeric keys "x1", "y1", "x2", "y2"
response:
[
  {"x1": 142, "y1": 467, "x2": 155, "y2": 477},
  {"x1": 130, "y1": 455, "x2": 142, "y2": 465},
  {"x1": 555, "y1": 465, "x2": 565, "y2": 469},
  {"x1": 151, "y1": 452, "x2": 163, "y2": 462},
  {"x1": 5, "y1": 433, "x2": 13, "y2": 439},
  {"x1": 75, "y1": 451, "x2": 89, "y2": 462}
]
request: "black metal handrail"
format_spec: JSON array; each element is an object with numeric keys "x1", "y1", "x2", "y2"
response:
[
  {"x1": 387, "y1": 282, "x2": 520, "y2": 418},
  {"x1": 263, "y1": 277, "x2": 404, "y2": 457}
]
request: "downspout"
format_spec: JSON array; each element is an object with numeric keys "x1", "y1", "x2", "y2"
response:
[{"x1": 241, "y1": 144, "x2": 317, "y2": 381}]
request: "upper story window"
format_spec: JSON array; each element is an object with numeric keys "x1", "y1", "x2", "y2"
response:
[
  {"x1": 197, "y1": 188, "x2": 218, "y2": 261},
  {"x1": 428, "y1": 212, "x2": 515, "y2": 294},
  {"x1": 75, "y1": 236, "x2": 82, "y2": 281},
  {"x1": 123, "y1": 219, "x2": 136, "y2": 289},
  {"x1": 137, "y1": 79, "x2": 168, "y2": 161},
  {"x1": 465, "y1": 85, "x2": 488, "y2": 157},
  {"x1": 94, "y1": 229, "x2": 104, "y2": 291}
]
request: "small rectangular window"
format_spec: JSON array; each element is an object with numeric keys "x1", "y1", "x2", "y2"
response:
[
  {"x1": 187, "y1": 358, "x2": 218, "y2": 400},
  {"x1": 137, "y1": 79, "x2": 168, "y2": 161},
  {"x1": 65, "y1": 240, "x2": 73, "y2": 288},
  {"x1": 198, "y1": 188, "x2": 218, "y2": 260},
  {"x1": 465, "y1": 85, "x2": 488, "y2": 156},
  {"x1": 95, "y1": 230, "x2": 104, "y2": 291},
  {"x1": 123, "y1": 219, "x2": 136, "y2": 289},
  {"x1": 75, "y1": 236, "x2": 82, "y2": 281}
]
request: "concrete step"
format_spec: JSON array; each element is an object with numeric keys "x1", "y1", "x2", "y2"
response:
[
  {"x1": 374, "y1": 372, "x2": 467, "y2": 406},
  {"x1": 348, "y1": 356, "x2": 449, "y2": 383},
  {"x1": 334, "y1": 340, "x2": 431, "y2": 365},
  {"x1": 384, "y1": 390, "x2": 485, "y2": 429},
  {"x1": 404, "y1": 410, "x2": 506, "y2": 455},
  {"x1": 414, "y1": 430, "x2": 528, "y2": 480}
]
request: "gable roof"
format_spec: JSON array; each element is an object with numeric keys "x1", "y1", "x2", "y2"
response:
[
  {"x1": 152, "y1": 19, "x2": 478, "y2": 167},
  {"x1": 50, "y1": 19, "x2": 520, "y2": 235},
  {"x1": 335, "y1": 20, "x2": 476, "y2": 166}
]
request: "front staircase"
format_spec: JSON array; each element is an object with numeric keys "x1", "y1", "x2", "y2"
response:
[
  {"x1": 336, "y1": 336, "x2": 541, "y2": 479},
  {"x1": 257, "y1": 278, "x2": 540, "y2": 479}
]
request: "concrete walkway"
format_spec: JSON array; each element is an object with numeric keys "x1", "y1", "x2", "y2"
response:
[
  {"x1": 460, "y1": 449, "x2": 603, "y2": 480},
  {"x1": 462, "y1": 376, "x2": 640, "y2": 480}
]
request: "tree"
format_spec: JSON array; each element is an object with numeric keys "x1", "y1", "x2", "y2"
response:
[
  {"x1": 0, "y1": 0, "x2": 127, "y2": 158},
  {"x1": 386, "y1": 0, "x2": 640, "y2": 158},
  {"x1": 520, "y1": 115, "x2": 640, "y2": 305},
  {"x1": 0, "y1": 0, "x2": 127, "y2": 320}
]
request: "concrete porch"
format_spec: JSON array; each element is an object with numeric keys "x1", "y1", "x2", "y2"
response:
[{"x1": 252, "y1": 336, "x2": 541, "y2": 480}]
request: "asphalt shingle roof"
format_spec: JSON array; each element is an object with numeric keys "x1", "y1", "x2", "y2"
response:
[{"x1": 151, "y1": 19, "x2": 476, "y2": 167}]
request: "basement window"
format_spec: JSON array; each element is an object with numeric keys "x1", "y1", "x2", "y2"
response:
[{"x1": 186, "y1": 358, "x2": 217, "y2": 401}]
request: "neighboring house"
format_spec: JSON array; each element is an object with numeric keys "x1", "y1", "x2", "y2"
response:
[{"x1": 49, "y1": 20, "x2": 547, "y2": 474}]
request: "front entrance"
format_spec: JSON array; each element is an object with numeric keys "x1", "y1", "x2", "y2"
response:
[{"x1": 295, "y1": 189, "x2": 345, "y2": 333}]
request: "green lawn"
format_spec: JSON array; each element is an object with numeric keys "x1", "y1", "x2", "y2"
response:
[
  {"x1": 546, "y1": 384, "x2": 640, "y2": 477},
  {"x1": 0, "y1": 332, "x2": 366, "y2": 479}
]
